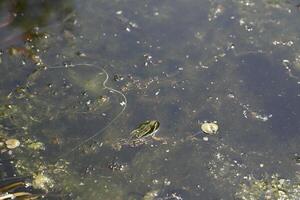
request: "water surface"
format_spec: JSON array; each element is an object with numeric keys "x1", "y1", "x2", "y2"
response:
[{"x1": 0, "y1": 0, "x2": 300, "y2": 199}]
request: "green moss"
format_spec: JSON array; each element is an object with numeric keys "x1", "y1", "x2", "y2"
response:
[
  {"x1": 236, "y1": 174, "x2": 300, "y2": 200},
  {"x1": 26, "y1": 140, "x2": 45, "y2": 151},
  {"x1": 0, "y1": 104, "x2": 18, "y2": 119}
]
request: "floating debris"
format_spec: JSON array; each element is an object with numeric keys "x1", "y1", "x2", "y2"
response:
[
  {"x1": 5, "y1": 139, "x2": 20, "y2": 149},
  {"x1": 243, "y1": 110, "x2": 272, "y2": 122},
  {"x1": 200, "y1": 121, "x2": 219, "y2": 135},
  {"x1": 75, "y1": 51, "x2": 87, "y2": 57},
  {"x1": 113, "y1": 74, "x2": 124, "y2": 82},
  {"x1": 107, "y1": 161, "x2": 128, "y2": 172}
]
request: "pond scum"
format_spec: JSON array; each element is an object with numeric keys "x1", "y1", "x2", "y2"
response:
[
  {"x1": 1, "y1": 62, "x2": 128, "y2": 197},
  {"x1": 1, "y1": 60, "x2": 299, "y2": 199},
  {"x1": 1, "y1": 0, "x2": 300, "y2": 199}
]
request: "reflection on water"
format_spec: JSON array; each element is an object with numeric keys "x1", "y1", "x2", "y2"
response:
[{"x1": 1, "y1": 0, "x2": 300, "y2": 199}]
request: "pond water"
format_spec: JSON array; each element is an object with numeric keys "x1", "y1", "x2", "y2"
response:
[{"x1": 1, "y1": 0, "x2": 300, "y2": 199}]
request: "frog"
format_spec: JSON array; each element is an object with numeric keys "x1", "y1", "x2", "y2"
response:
[
  {"x1": 129, "y1": 120, "x2": 160, "y2": 139},
  {"x1": 112, "y1": 120, "x2": 162, "y2": 150}
]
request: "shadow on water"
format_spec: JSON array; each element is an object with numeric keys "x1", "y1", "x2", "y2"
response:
[{"x1": 0, "y1": 0, "x2": 75, "y2": 48}]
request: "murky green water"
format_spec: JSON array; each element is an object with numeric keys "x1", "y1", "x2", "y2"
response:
[{"x1": 1, "y1": 0, "x2": 300, "y2": 199}]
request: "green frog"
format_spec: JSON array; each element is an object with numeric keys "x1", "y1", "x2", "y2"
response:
[
  {"x1": 129, "y1": 120, "x2": 160, "y2": 139},
  {"x1": 112, "y1": 120, "x2": 161, "y2": 150}
]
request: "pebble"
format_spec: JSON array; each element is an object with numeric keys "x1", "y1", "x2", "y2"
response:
[
  {"x1": 200, "y1": 122, "x2": 219, "y2": 135},
  {"x1": 5, "y1": 139, "x2": 20, "y2": 149}
]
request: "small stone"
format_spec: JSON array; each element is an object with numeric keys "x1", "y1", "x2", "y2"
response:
[
  {"x1": 116, "y1": 10, "x2": 123, "y2": 15},
  {"x1": 5, "y1": 139, "x2": 20, "y2": 149},
  {"x1": 200, "y1": 121, "x2": 219, "y2": 135},
  {"x1": 259, "y1": 163, "x2": 264, "y2": 168}
]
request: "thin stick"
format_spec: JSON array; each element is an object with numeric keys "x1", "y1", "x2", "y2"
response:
[
  {"x1": 0, "y1": 181, "x2": 25, "y2": 193},
  {"x1": 47, "y1": 63, "x2": 127, "y2": 158},
  {"x1": 0, "y1": 176, "x2": 30, "y2": 182}
]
